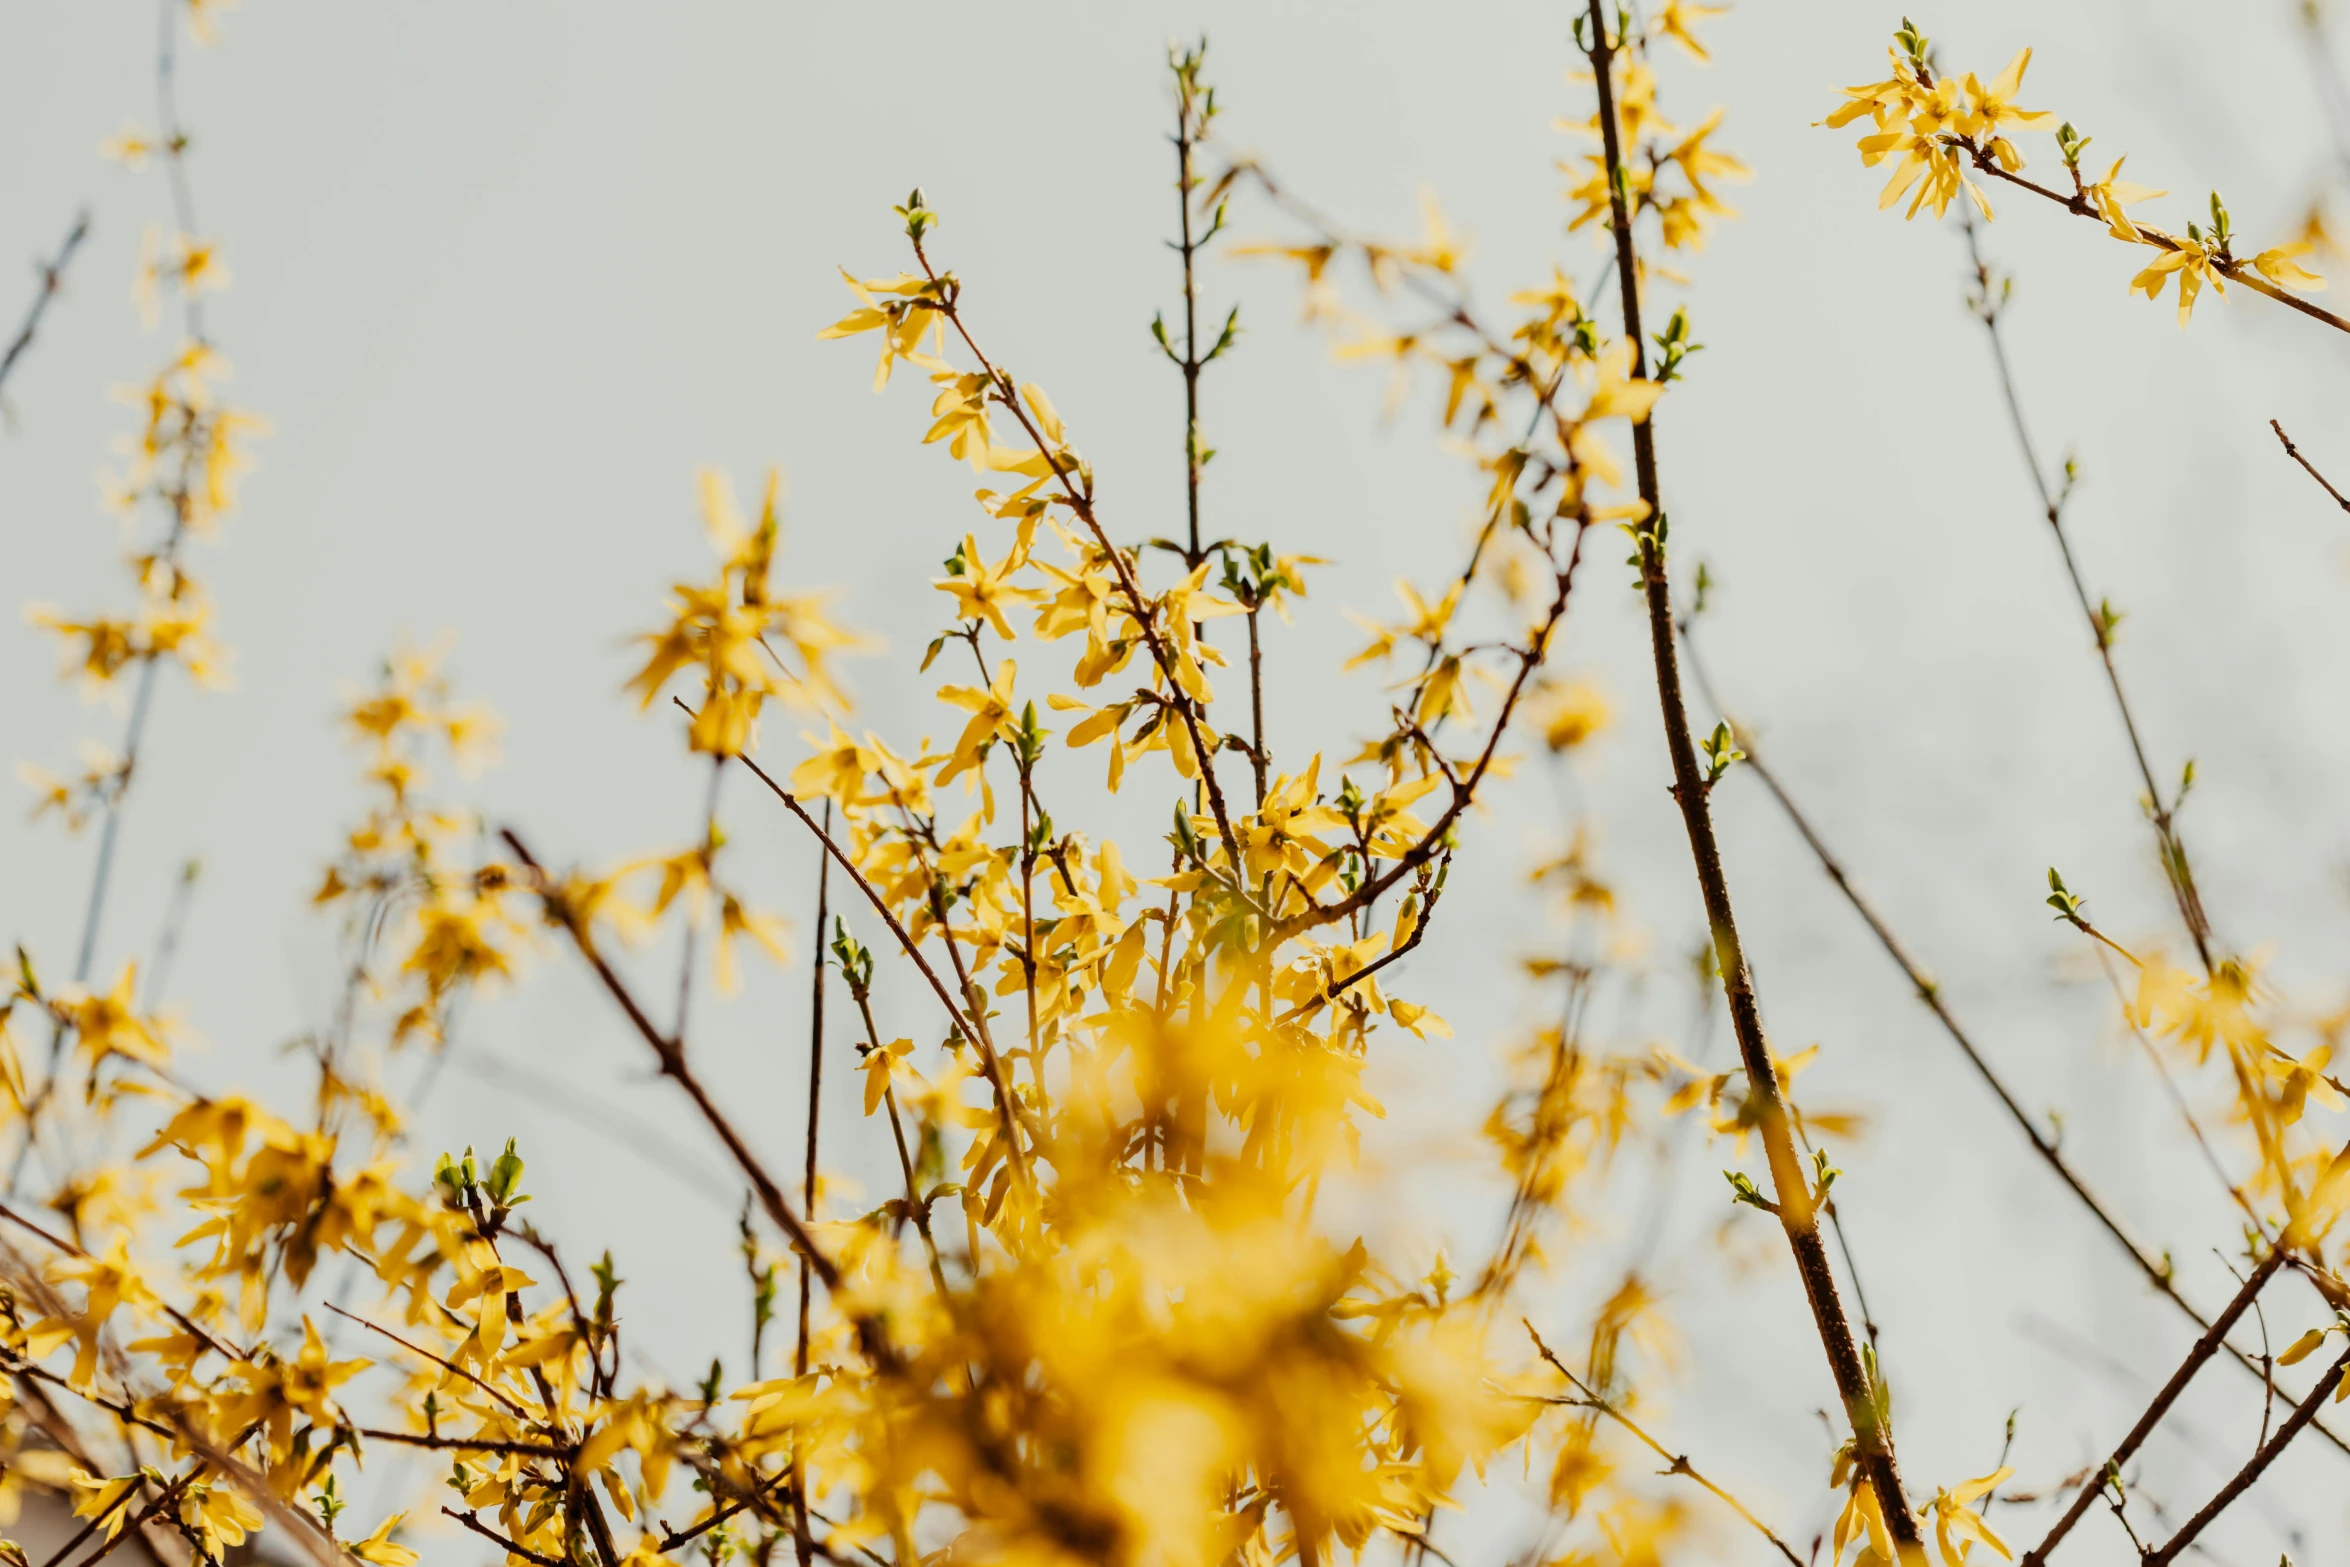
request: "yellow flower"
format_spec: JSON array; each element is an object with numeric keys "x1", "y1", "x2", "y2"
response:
[
  {"x1": 1927, "y1": 1469, "x2": 2014, "y2": 1564},
  {"x1": 817, "y1": 268, "x2": 944, "y2": 389},
  {"x1": 2248, "y1": 240, "x2": 2325, "y2": 292},
  {"x1": 350, "y1": 1512, "x2": 420, "y2": 1567},
  {"x1": 935, "y1": 533, "x2": 1037, "y2": 641},
  {"x1": 1957, "y1": 48, "x2": 2055, "y2": 166},
  {"x1": 1654, "y1": 0, "x2": 1727, "y2": 62},
  {"x1": 937, "y1": 658, "x2": 1022, "y2": 784},
  {"x1": 2130, "y1": 237, "x2": 2224, "y2": 325},
  {"x1": 2081, "y1": 157, "x2": 2165, "y2": 241}
]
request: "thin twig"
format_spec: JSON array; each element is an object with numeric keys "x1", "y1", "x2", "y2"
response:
[
  {"x1": 704, "y1": 726, "x2": 1032, "y2": 1190},
  {"x1": 1526, "y1": 1321, "x2": 1804, "y2": 1566},
  {"x1": 1961, "y1": 152, "x2": 2350, "y2": 337},
  {"x1": 793, "y1": 798, "x2": 832, "y2": 1567},
  {"x1": 443, "y1": 1507, "x2": 565, "y2": 1567},
  {"x1": 0, "y1": 208, "x2": 92, "y2": 406},
  {"x1": 351, "y1": 1426, "x2": 572, "y2": 1458},
  {"x1": 2271, "y1": 420, "x2": 2350, "y2": 515},
  {"x1": 499, "y1": 827, "x2": 909, "y2": 1382},
  {"x1": 322, "y1": 1302, "x2": 534, "y2": 1419},
  {"x1": 1961, "y1": 212, "x2": 2216, "y2": 974}
]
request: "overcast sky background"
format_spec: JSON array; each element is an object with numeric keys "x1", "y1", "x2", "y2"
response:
[{"x1": 6, "y1": 1, "x2": 2350, "y2": 1562}]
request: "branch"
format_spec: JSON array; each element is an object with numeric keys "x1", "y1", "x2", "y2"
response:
[
  {"x1": 2019, "y1": 1252, "x2": 2282, "y2": 1564},
  {"x1": 1273, "y1": 857, "x2": 1447, "y2": 1025},
  {"x1": 1965, "y1": 152, "x2": 2350, "y2": 336},
  {"x1": 2144, "y1": 1345, "x2": 2350, "y2": 1564},
  {"x1": 912, "y1": 237, "x2": 1251, "y2": 874},
  {"x1": 0, "y1": 208, "x2": 91, "y2": 404},
  {"x1": 323, "y1": 1302, "x2": 534, "y2": 1420},
  {"x1": 351, "y1": 1426, "x2": 571, "y2": 1458},
  {"x1": 1959, "y1": 213, "x2": 2217, "y2": 974},
  {"x1": 1525, "y1": 1322, "x2": 1804, "y2": 1567},
  {"x1": 443, "y1": 1507, "x2": 565, "y2": 1567},
  {"x1": 2272, "y1": 419, "x2": 2350, "y2": 515},
  {"x1": 710, "y1": 737, "x2": 1034, "y2": 1189},
  {"x1": 2, "y1": 1201, "x2": 249, "y2": 1365},
  {"x1": 1582, "y1": 1, "x2": 1921, "y2": 1547},
  {"x1": 498, "y1": 829, "x2": 887, "y2": 1373}
]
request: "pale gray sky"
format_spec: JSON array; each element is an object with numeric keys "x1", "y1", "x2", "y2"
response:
[{"x1": 5, "y1": 2, "x2": 2350, "y2": 1562}]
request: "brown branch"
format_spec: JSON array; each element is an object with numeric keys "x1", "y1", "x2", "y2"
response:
[
  {"x1": 1583, "y1": 1, "x2": 1921, "y2": 1547},
  {"x1": 1964, "y1": 153, "x2": 2350, "y2": 336},
  {"x1": 2272, "y1": 420, "x2": 2350, "y2": 515},
  {"x1": 911, "y1": 238, "x2": 1250, "y2": 874},
  {"x1": 497, "y1": 830, "x2": 885, "y2": 1375},
  {"x1": 322, "y1": 1302, "x2": 533, "y2": 1420},
  {"x1": 793, "y1": 797, "x2": 832, "y2": 1567},
  {"x1": 1525, "y1": 1322, "x2": 1804, "y2": 1567},
  {"x1": 43, "y1": 1466, "x2": 198, "y2": 1567},
  {"x1": 0, "y1": 208, "x2": 91, "y2": 404},
  {"x1": 1273, "y1": 858, "x2": 1447, "y2": 1025},
  {"x1": 350, "y1": 1427, "x2": 572, "y2": 1458},
  {"x1": 443, "y1": 1507, "x2": 565, "y2": 1567},
  {"x1": 2144, "y1": 1345, "x2": 2350, "y2": 1564},
  {"x1": 1959, "y1": 213, "x2": 2217, "y2": 973},
  {"x1": 2020, "y1": 1252, "x2": 2282, "y2": 1564},
  {"x1": 709, "y1": 739, "x2": 1033, "y2": 1191}
]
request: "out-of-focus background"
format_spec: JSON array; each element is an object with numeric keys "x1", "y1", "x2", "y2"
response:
[{"x1": 4, "y1": 1, "x2": 2349, "y2": 1561}]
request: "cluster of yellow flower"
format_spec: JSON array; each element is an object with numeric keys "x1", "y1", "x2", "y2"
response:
[
  {"x1": 1828, "y1": 18, "x2": 2331, "y2": 326},
  {"x1": 9, "y1": 6, "x2": 2350, "y2": 1567}
]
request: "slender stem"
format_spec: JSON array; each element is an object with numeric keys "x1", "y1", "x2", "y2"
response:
[
  {"x1": 2272, "y1": 420, "x2": 2350, "y2": 515},
  {"x1": 1525, "y1": 1322, "x2": 1804, "y2": 1567},
  {"x1": 793, "y1": 799, "x2": 831, "y2": 1567},
  {"x1": 1582, "y1": 3, "x2": 1920, "y2": 1549},
  {"x1": 1960, "y1": 214, "x2": 2215, "y2": 974},
  {"x1": 0, "y1": 208, "x2": 91, "y2": 403},
  {"x1": 498, "y1": 829, "x2": 873, "y2": 1352},
  {"x1": 1246, "y1": 606, "x2": 1267, "y2": 805},
  {"x1": 2143, "y1": 1345, "x2": 2350, "y2": 1565},
  {"x1": 676, "y1": 755, "x2": 725, "y2": 1041},
  {"x1": 1957, "y1": 149, "x2": 2350, "y2": 335},
  {"x1": 322, "y1": 1301, "x2": 534, "y2": 1419},
  {"x1": 40, "y1": 1467, "x2": 197, "y2": 1567},
  {"x1": 140, "y1": 858, "x2": 201, "y2": 1009},
  {"x1": 712, "y1": 732, "x2": 1032, "y2": 1193},
  {"x1": 2020, "y1": 1252, "x2": 2282, "y2": 1565},
  {"x1": 1174, "y1": 63, "x2": 1205, "y2": 565},
  {"x1": 912, "y1": 241, "x2": 1249, "y2": 875},
  {"x1": 353, "y1": 1427, "x2": 572, "y2": 1457},
  {"x1": 852, "y1": 986, "x2": 951, "y2": 1293},
  {"x1": 444, "y1": 1508, "x2": 566, "y2": 1567}
]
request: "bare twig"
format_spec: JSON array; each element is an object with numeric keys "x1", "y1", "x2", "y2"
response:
[
  {"x1": 2271, "y1": 420, "x2": 2350, "y2": 515},
  {"x1": 1960, "y1": 213, "x2": 2216, "y2": 974},
  {"x1": 793, "y1": 798, "x2": 833, "y2": 1567},
  {"x1": 1526, "y1": 1322, "x2": 1804, "y2": 1567},
  {"x1": 0, "y1": 208, "x2": 91, "y2": 407},
  {"x1": 444, "y1": 1507, "x2": 565, "y2": 1567}
]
